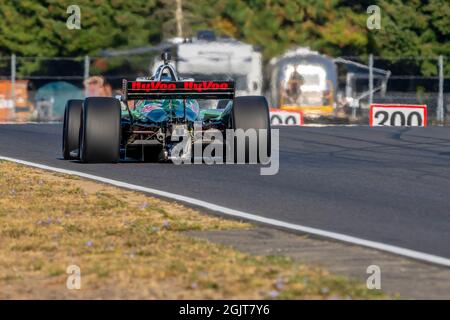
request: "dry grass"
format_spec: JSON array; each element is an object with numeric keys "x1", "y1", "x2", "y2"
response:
[{"x1": 0, "y1": 161, "x2": 385, "y2": 299}]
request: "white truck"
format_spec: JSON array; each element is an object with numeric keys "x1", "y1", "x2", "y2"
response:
[{"x1": 152, "y1": 31, "x2": 263, "y2": 97}]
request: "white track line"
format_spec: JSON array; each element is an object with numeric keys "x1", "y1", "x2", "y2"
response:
[
  {"x1": 1, "y1": 155, "x2": 449, "y2": 268},
  {"x1": 0, "y1": 121, "x2": 61, "y2": 125}
]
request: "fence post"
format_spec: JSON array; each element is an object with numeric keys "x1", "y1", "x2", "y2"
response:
[
  {"x1": 10, "y1": 54, "x2": 16, "y2": 119},
  {"x1": 369, "y1": 54, "x2": 374, "y2": 107},
  {"x1": 84, "y1": 55, "x2": 90, "y2": 80},
  {"x1": 437, "y1": 55, "x2": 444, "y2": 123},
  {"x1": 84, "y1": 55, "x2": 90, "y2": 96}
]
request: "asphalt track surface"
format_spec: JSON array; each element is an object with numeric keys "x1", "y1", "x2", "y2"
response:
[{"x1": 0, "y1": 124, "x2": 449, "y2": 260}]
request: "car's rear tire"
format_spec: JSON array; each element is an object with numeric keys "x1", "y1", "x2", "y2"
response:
[
  {"x1": 62, "y1": 99, "x2": 83, "y2": 160},
  {"x1": 231, "y1": 96, "x2": 271, "y2": 163},
  {"x1": 79, "y1": 97, "x2": 121, "y2": 163}
]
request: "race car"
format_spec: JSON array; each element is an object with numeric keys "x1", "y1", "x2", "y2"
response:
[{"x1": 62, "y1": 52, "x2": 270, "y2": 163}]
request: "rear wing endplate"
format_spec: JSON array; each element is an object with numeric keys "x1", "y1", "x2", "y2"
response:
[{"x1": 123, "y1": 80, "x2": 235, "y2": 100}]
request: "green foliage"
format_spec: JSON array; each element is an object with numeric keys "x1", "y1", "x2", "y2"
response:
[
  {"x1": 372, "y1": 0, "x2": 450, "y2": 75},
  {"x1": 0, "y1": 0, "x2": 448, "y2": 75},
  {"x1": 195, "y1": 0, "x2": 370, "y2": 58},
  {"x1": 0, "y1": 0, "x2": 159, "y2": 57}
]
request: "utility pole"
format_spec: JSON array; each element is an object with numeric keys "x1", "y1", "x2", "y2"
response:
[
  {"x1": 175, "y1": 0, "x2": 183, "y2": 38},
  {"x1": 437, "y1": 55, "x2": 444, "y2": 123}
]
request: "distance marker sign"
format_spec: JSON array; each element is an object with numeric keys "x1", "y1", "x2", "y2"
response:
[
  {"x1": 370, "y1": 104, "x2": 427, "y2": 127},
  {"x1": 270, "y1": 109, "x2": 303, "y2": 126}
]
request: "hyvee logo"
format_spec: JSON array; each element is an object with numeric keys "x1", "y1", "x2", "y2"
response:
[
  {"x1": 130, "y1": 81, "x2": 229, "y2": 92},
  {"x1": 184, "y1": 81, "x2": 230, "y2": 92},
  {"x1": 131, "y1": 82, "x2": 177, "y2": 91}
]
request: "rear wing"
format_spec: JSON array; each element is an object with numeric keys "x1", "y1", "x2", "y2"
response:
[{"x1": 123, "y1": 80, "x2": 235, "y2": 100}]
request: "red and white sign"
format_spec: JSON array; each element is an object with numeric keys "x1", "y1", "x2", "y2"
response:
[
  {"x1": 370, "y1": 104, "x2": 427, "y2": 127},
  {"x1": 270, "y1": 108, "x2": 304, "y2": 126}
]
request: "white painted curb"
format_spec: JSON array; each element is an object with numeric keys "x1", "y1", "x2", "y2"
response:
[{"x1": 0, "y1": 155, "x2": 449, "y2": 268}]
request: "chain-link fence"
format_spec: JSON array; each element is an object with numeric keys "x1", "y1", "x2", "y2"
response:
[
  {"x1": 0, "y1": 53, "x2": 448, "y2": 124},
  {"x1": 337, "y1": 55, "x2": 449, "y2": 123},
  {"x1": 0, "y1": 56, "x2": 85, "y2": 121},
  {"x1": 90, "y1": 53, "x2": 158, "y2": 95},
  {"x1": 0, "y1": 53, "x2": 160, "y2": 121}
]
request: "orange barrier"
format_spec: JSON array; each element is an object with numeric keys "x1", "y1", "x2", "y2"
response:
[{"x1": 0, "y1": 108, "x2": 12, "y2": 121}]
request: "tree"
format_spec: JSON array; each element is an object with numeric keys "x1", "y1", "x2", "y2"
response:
[
  {"x1": 0, "y1": 0, "x2": 447, "y2": 76},
  {"x1": 187, "y1": 0, "x2": 369, "y2": 59},
  {"x1": 372, "y1": 0, "x2": 450, "y2": 75},
  {"x1": 0, "y1": 0, "x2": 160, "y2": 74}
]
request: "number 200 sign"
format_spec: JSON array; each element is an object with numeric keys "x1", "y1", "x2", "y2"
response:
[
  {"x1": 269, "y1": 109, "x2": 303, "y2": 126},
  {"x1": 370, "y1": 104, "x2": 427, "y2": 127}
]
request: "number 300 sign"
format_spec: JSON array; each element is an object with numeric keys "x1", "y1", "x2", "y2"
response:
[{"x1": 370, "y1": 104, "x2": 427, "y2": 127}]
